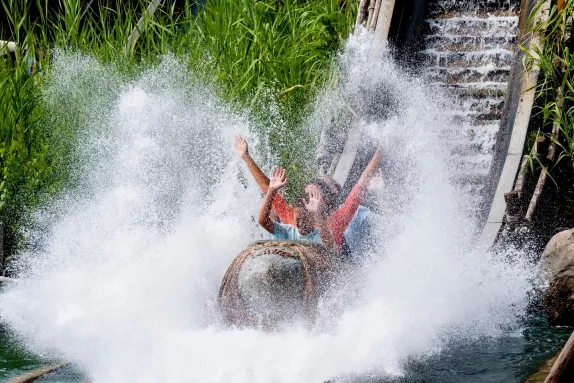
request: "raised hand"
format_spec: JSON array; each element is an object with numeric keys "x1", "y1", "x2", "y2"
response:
[
  {"x1": 234, "y1": 135, "x2": 249, "y2": 159},
  {"x1": 304, "y1": 184, "x2": 324, "y2": 215},
  {"x1": 269, "y1": 168, "x2": 287, "y2": 191}
]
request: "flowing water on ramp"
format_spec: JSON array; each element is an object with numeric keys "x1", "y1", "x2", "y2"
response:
[{"x1": 0, "y1": 33, "x2": 541, "y2": 382}]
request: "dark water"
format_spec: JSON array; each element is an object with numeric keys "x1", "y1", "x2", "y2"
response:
[{"x1": 0, "y1": 318, "x2": 571, "y2": 382}]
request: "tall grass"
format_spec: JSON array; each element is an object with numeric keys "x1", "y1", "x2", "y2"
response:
[{"x1": 0, "y1": 0, "x2": 356, "y2": 265}]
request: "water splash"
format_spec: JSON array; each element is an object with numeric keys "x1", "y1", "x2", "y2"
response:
[{"x1": 1, "y1": 33, "x2": 534, "y2": 382}]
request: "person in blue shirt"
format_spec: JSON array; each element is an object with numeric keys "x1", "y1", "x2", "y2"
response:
[{"x1": 307, "y1": 175, "x2": 381, "y2": 263}]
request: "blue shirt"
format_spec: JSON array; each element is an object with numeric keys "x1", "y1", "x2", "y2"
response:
[
  {"x1": 267, "y1": 205, "x2": 380, "y2": 258},
  {"x1": 342, "y1": 205, "x2": 380, "y2": 260},
  {"x1": 272, "y1": 222, "x2": 322, "y2": 244}
]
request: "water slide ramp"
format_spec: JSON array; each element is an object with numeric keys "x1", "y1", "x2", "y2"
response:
[{"x1": 331, "y1": 0, "x2": 546, "y2": 250}]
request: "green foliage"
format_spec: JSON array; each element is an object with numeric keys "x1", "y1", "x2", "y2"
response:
[
  {"x1": 522, "y1": 0, "x2": 574, "y2": 186},
  {"x1": 0, "y1": 0, "x2": 356, "y2": 263}
]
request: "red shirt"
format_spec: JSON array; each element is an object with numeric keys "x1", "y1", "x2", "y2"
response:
[{"x1": 271, "y1": 183, "x2": 366, "y2": 248}]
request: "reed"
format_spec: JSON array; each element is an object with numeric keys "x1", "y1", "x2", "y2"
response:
[{"x1": 0, "y1": 0, "x2": 356, "y2": 262}]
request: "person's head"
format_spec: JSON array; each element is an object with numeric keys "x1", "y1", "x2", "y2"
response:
[
  {"x1": 305, "y1": 177, "x2": 341, "y2": 215},
  {"x1": 293, "y1": 197, "x2": 315, "y2": 235}
]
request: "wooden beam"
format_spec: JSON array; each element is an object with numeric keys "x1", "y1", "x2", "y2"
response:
[
  {"x1": 373, "y1": 0, "x2": 396, "y2": 42},
  {"x1": 6, "y1": 364, "x2": 67, "y2": 383},
  {"x1": 544, "y1": 330, "x2": 574, "y2": 383},
  {"x1": 525, "y1": 352, "x2": 561, "y2": 383}
]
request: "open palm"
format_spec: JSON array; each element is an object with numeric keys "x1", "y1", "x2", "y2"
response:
[
  {"x1": 304, "y1": 185, "x2": 323, "y2": 214},
  {"x1": 234, "y1": 135, "x2": 248, "y2": 158},
  {"x1": 269, "y1": 168, "x2": 287, "y2": 191}
]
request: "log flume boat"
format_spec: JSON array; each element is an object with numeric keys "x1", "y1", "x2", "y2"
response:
[{"x1": 218, "y1": 240, "x2": 339, "y2": 329}]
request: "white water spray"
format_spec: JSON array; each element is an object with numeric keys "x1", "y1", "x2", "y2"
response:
[{"x1": 1, "y1": 34, "x2": 534, "y2": 382}]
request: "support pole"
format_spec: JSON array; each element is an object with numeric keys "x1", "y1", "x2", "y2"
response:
[
  {"x1": 373, "y1": 0, "x2": 396, "y2": 42},
  {"x1": 126, "y1": 0, "x2": 165, "y2": 53}
]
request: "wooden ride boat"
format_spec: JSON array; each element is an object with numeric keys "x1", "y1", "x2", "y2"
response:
[{"x1": 218, "y1": 240, "x2": 339, "y2": 329}]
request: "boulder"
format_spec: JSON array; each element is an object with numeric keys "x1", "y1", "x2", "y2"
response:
[{"x1": 539, "y1": 228, "x2": 574, "y2": 325}]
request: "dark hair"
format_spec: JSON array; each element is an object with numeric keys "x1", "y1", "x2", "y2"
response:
[{"x1": 304, "y1": 179, "x2": 338, "y2": 212}]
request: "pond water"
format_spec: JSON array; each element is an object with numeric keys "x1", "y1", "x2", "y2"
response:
[{"x1": 1, "y1": 318, "x2": 570, "y2": 382}]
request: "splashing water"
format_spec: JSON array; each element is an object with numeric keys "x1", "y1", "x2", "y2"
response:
[{"x1": 0, "y1": 33, "x2": 535, "y2": 382}]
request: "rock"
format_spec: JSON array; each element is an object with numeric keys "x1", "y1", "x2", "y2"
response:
[{"x1": 539, "y1": 228, "x2": 574, "y2": 326}]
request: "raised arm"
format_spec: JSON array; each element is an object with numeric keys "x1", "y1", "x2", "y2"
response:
[
  {"x1": 357, "y1": 146, "x2": 383, "y2": 187},
  {"x1": 258, "y1": 168, "x2": 287, "y2": 234},
  {"x1": 327, "y1": 146, "x2": 383, "y2": 246},
  {"x1": 305, "y1": 185, "x2": 335, "y2": 249},
  {"x1": 234, "y1": 135, "x2": 270, "y2": 193},
  {"x1": 235, "y1": 135, "x2": 295, "y2": 224}
]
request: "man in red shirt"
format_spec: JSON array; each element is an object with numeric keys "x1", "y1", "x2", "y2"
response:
[{"x1": 234, "y1": 135, "x2": 382, "y2": 250}]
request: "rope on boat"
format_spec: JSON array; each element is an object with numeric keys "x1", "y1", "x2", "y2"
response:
[
  {"x1": 6, "y1": 363, "x2": 67, "y2": 383},
  {"x1": 218, "y1": 240, "x2": 334, "y2": 327}
]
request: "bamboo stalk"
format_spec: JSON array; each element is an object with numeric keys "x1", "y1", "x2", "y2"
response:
[
  {"x1": 525, "y1": 89, "x2": 563, "y2": 223},
  {"x1": 366, "y1": 0, "x2": 376, "y2": 29},
  {"x1": 504, "y1": 155, "x2": 530, "y2": 227},
  {"x1": 368, "y1": 0, "x2": 383, "y2": 31},
  {"x1": 514, "y1": 154, "x2": 530, "y2": 198}
]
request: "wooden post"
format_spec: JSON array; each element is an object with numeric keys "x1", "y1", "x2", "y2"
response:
[
  {"x1": 355, "y1": 0, "x2": 370, "y2": 29},
  {"x1": 544, "y1": 330, "x2": 574, "y2": 383}
]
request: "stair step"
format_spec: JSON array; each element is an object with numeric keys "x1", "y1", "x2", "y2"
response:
[
  {"x1": 448, "y1": 87, "x2": 507, "y2": 99},
  {"x1": 427, "y1": 67, "x2": 511, "y2": 84},
  {"x1": 424, "y1": 35, "x2": 517, "y2": 52},
  {"x1": 427, "y1": 1, "x2": 520, "y2": 17},
  {"x1": 422, "y1": 50, "x2": 515, "y2": 68},
  {"x1": 434, "y1": 81, "x2": 508, "y2": 90},
  {"x1": 451, "y1": 141, "x2": 495, "y2": 156},
  {"x1": 425, "y1": 17, "x2": 518, "y2": 37},
  {"x1": 447, "y1": 111, "x2": 504, "y2": 125}
]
